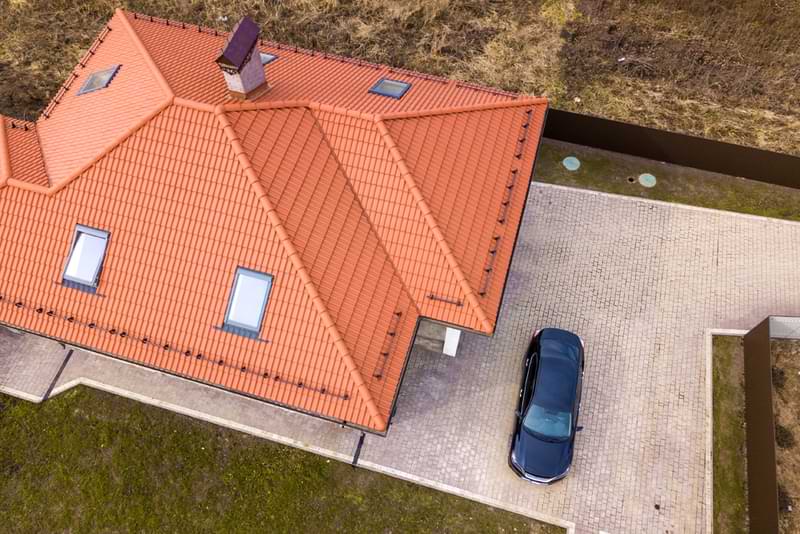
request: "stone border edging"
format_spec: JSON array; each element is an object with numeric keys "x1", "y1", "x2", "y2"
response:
[{"x1": 705, "y1": 328, "x2": 749, "y2": 534}]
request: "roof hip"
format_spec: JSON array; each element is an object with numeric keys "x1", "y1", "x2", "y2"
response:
[
  {"x1": 116, "y1": 8, "x2": 174, "y2": 98},
  {"x1": 213, "y1": 103, "x2": 387, "y2": 431}
]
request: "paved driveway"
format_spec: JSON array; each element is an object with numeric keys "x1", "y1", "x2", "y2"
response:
[
  {"x1": 3, "y1": 183, "x2": 800, "y2": 533},
  {"x1": 361, "y1": 183, "x2": 800, "y2": 533}
]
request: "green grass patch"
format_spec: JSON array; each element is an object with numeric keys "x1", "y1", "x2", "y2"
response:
[
  {"x1": 535, "y1": 140, "x2": 800, "y2": 222},
  {"x1": 0, "y1": 387, "x2": 560, "y2": 534},
  {"x1": 712, "y1": 336, "x2": 748, "y2": 534}
]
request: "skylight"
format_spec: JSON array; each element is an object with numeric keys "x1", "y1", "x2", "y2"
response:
[
  {"x1": 63, "y1": 225, "x2": 110, "y2": 292},
  {"x1": 223, "y1": 267, "x2": 273, "y2": 337},
  {"x1": 77, "y1": 65, "x2": 121, "y2": 96},
  {"x1": 260, "y1": 52, "x2": 278, "y2": 65},
  {"x1": 369, "y1": 78, "x2": 411, "y2": 99}
]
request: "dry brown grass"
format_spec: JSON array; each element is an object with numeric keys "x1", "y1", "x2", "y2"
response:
[
  {"x1": 1, "y1": 0, "x2": 798, "y2": 153},
  {"x1": 772, "y1": 339, "x2": 800, "y2": 534}
]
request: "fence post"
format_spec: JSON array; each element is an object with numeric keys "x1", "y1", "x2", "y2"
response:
[{"x1": 742, "y1": 318, "x2": 779, "y2": 533}]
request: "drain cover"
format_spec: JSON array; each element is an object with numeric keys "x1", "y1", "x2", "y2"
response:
[
  {"x1": 562, "y1": 156, "x2": 581, "y2": 171},
  {"x1": 638, "y1": 173, "x2": 657, "y2": 187}
]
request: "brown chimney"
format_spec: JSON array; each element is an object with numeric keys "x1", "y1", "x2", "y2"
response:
[{"x1": 215, "y1": 17, "x2": 268, "y2": 99}]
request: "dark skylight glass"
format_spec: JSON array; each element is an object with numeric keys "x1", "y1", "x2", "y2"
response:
[
  {"x1": 369, "y1": 78, "x2": 412, "y2": 99},
  {"x1": 77, "y1": 65, "x2": 121, "y2": 95}
]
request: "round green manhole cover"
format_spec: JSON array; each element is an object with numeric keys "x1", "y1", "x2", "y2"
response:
[
  {"x1": 638, "y1": 173, "x2": 657, "y2": 187},
  {"x1": 562, "y1": 156, "x2": 581, "y2": 171}
]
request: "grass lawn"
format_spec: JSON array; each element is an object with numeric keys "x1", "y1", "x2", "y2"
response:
[
  {"x1": 535, "y1": 140, "x2": 800, "y2": 222},
  {"x1": 0, "y1": 387, "x2": 561, "y2": 534},
  {"x1": 712, "y1": 336, "x2": 748, "y2": 534}
]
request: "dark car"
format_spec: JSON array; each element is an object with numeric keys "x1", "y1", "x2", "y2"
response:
[{"x1": 509, "y1": 328, "x2": 584, "y2": 484}]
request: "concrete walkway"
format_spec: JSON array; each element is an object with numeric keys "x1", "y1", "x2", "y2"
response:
[
  {"x1": 0, "y1": 326, "x2": 69, "y2": 402},
  {"x1": 3, "y1": 182, "x2": 800, "y2": 533}
]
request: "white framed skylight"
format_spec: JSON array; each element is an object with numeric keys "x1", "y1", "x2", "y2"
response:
[
  {"x1": 77, "y1": 65, "x2": 121, "y2": 96},
  {"x1": 260, "y1": 52, "x2": 278, "y2": 65},
  {"x1": 369, "y1": 78, "x2": 412, "y2": 99},
  {"x1": 223, "y1": 267, "x2": 273, "y2": 337},
  {"x1": 62, "y1": 225, "x2": 110, "y2": 292}
]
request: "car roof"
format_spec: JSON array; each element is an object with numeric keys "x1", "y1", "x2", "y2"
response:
[{"x1": 532, "y1": 355, "x2": 577, "y2": 411}]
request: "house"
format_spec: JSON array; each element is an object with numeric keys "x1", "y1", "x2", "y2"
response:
[{"x1": 0, "y1": 10, "x2": 547, "y2": 432}]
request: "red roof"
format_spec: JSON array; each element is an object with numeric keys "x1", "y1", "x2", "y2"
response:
[{"x1": 0, "y1": 10, "x2": 547, "y2": 431}]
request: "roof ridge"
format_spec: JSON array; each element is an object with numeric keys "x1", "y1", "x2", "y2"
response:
[
  {"x1": 219, "y1": 100, "x2": 378, "y2": 123},
  {"x1": 374, "y1": 117, "x2": 495, "y2": 332},
  {"x1": 380, "y1": 97, "x2": 548, "y2": 122},
  {"x1": 214, "y1": 104, "x2": 388, "y2": 430},
  {"x1": 116, "y1": 9, "x2": 174, "y2": 98}
]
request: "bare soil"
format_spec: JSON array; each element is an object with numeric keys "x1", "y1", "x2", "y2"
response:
[
  {"x1": 1, "y1": 1, "x2": 798, "y2": 154},
  {"x1": 772, "y1": 339, "x2": 800, "y2": 534}
]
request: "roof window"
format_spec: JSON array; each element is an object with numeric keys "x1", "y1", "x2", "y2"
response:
[
  {"x1": 77, "y1": 65, "x2": 121, "y2": 95},
  {"x1": 223, "y1": 267, "x2": 273, "y2": 338},
  {"x1": 62, "y1": 225, "x2": 110, "y2": 293},
  {"x1": 260, "y1": 52, "x2": 278, "y2": 65},
  {"x1": 369, "y1": 78, "x2": 411, "y2": 99}
]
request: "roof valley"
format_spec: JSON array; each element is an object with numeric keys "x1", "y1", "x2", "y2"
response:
[
  {"x1": 374, "y1": 118, "x2": 494, "y2": 332},
  {"x1": 214, "y1": 104, "x2": 386, "y2": 430},
  {"x1": 307, "y1": 106, "x2": 421, "y2": 319}
]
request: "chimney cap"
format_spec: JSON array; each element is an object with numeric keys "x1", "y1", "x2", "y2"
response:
[{"x1": 215, "y1": 16, "x2": 261, "y2": 71}]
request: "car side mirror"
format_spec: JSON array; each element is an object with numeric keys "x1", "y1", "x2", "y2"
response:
[{"x1": 576, "y1": 426, "x2": 584, "y2": 432}]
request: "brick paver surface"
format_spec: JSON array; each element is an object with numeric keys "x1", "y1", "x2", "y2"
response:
[
  {"x1": 362, "y1": 184, "x2": 800, "y2": 533},
  {"x1": 3, "y1": 183, "x2": 800, "y2": 532},
  {"x1": 0, "y1": 326, "x2": 67, "y2": 400}
]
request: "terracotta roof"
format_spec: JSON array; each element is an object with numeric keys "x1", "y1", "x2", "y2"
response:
[
  {"x1": 2, "y1": 119, "x2": 48, "y2": 188},
  {"x1": 0, "y1": 9, "x2": 547, "y2": 431}
]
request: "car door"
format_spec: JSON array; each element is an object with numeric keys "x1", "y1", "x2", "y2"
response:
[
  {"x1": 519, "y1": 344, "x2": 539, "y2": 418},
  {"x1": 572, "y1": 361, "x2": 583, "y2": 434}
]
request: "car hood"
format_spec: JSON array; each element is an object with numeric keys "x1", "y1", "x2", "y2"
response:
[{"x1": 514, "y1": 430, "x2": 573, "y2": 479}]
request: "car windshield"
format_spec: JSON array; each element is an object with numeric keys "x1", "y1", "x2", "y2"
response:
[
  {"x1": 522, "y1": 403, "x2": 572, "y2": 440},
  {"x1": 522, "y1": 353, "x2": 577, "y2": 441}
]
